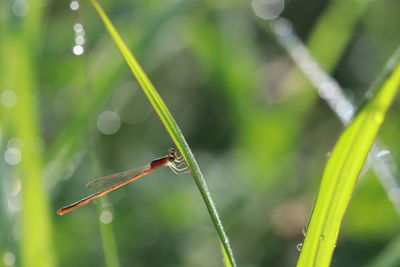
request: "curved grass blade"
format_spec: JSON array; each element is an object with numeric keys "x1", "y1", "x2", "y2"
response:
[
  {"x1": 297, "y1": 49, "x2": 400, "y2": 267},
  {"x1": 89, "y1": 1, "x2": 237, "y2": 266}
]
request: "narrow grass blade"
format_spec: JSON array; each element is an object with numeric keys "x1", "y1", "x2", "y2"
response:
[
  {"x1": 272, "y1": 24, "x2": 400, "y2": 217},
  {"x1": 98, "y1": 206, "x2": 120, "y2": 267},
  {"x1": 261, "y1": 0, "x2": 372, "y2": 100},
  {"x1": 297, "y1": 50, "x2": 400, "y2": 267},
  {"x1": 2, "y1": 34, "x2": 56, "y2": 267},
  {"x1": 89, "y1": 1, "x2": 237, "y2": 266},
  {"x1": 46, "y1": 0, "x2": 195, "y2": 184},
  {"x1": 220, "y1": 241, "x2": 233, "y2": 267}
]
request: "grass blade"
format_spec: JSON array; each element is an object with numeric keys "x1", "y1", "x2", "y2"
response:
[
  {"x1": 367, "y1": 235, "x2": 400, "y2": 267},
  {"x1": 272, "y1": 23, "x2": 400, "y2": 217},
  {"x1": 2, "y1": 33, "x2": 56, "y2": 267},
  {"x1": 297, "y1": 49, "x2": 400, "y2": 267},
  {"x1": 46, "y1": 0, "x2": 194, "y2": 183},
  {"x1": 89, "y1": 1, "x2": 237, "y2": 266},
  {"x1": 98, "y1": 206, "x2": 120, "y2": 267}
]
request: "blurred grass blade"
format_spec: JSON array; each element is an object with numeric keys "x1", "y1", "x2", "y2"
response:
[
  {"x1": 367, "y1": 235, "x2": 400, "y2": 267},
  {"x1": 98, "y1": 206, "x2": 120, "y2": 267},
  {"x1": 2, "y1": 34, "x2": 56, "y2": 267},
  {"x1": 306, "y1": 0, "x2": 372, "y2": 71},
  {"x1": 272, "y1": 0, "x2": 372, "y2": 100},
  {"x1": 272, "y1": 23, "x2": 400, "y2": 217},
  {"x1": 89, "y1": 0, "x2": 237, "y2": 266},
  {"x1": 220, "y1": 241, "x2": 233, "y2": 267},
  {"x1": 297, "y1": 50, "x2": 400, "y2": 267}
]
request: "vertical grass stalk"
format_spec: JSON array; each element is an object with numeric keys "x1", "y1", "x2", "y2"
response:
[{"x1": 89, "y1": 0, "x2": 237, "y2": 266}]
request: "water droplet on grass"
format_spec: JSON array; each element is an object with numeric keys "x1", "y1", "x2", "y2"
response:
[
  {"x1": 302, "y1": 227, "x2": 307, "y2": 237},
  {"x1": 376, "y1": 150, "x2": 390, "y2": 158}
]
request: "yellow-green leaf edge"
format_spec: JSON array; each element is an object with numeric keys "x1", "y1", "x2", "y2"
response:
[{"x1": 297, "y1": 49, "x2": 400, "y2": 267}]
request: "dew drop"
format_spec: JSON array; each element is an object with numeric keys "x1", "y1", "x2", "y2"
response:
[
  {"x1": 302, "y1": 227, "x2": 307, "y2": 237},
  {"x1": 296, "y1": 243, "x2": 303, "y2": 252},
  {"x1": 376, "y1": 150, "x2": 390, "y2": 158}
]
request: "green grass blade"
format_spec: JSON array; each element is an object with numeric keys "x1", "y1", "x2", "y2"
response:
[
  {"x1": 220, "y1": 241, "x2": 233, "y2": 267},
  {"x1": 98, "y1": 206, "x2": 120, "y2": 267},
  {"x1": 46, "y1": 0, "x2": 194, "y2": 182},
  {"x1": 2, "y1": 33, "x2": 56, "y2": 267},
  {"x1": 89, "y1": 1, "x2": 237, "y2": 266},
  {"x1": 306, "y1": 0, "x2": 372, "y2": 71},
  {"x1": 297, "y1": 49, "x2": 400, "y2": 267},
  {"x1": 89, "y1": 133, "x2": 121, "y2": 267},
  {"x1": 367, "y1": 235, "x2": 400, "y2": 267},
  {"x1": 272, "y1": 0, "x2": 372, "y2": 98}
]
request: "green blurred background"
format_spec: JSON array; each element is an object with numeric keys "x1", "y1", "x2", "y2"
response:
[{"x1": 1, "y1": 0, "x2": 400, "y2": 266}]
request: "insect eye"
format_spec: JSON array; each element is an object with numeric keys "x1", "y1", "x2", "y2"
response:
[{"x1": 168, "y1": 148, "x2": 176, "y2": 156}]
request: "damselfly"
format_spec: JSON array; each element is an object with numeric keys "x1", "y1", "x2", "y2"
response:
[{"x1": 57, "y1": 148, "x2": 187, "y2": 215}]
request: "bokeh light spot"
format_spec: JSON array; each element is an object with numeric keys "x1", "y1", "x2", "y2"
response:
[
  {"x1": 72, "y1": 45, "x2": 84, "y2": 55},
  {"x1": 7, "y1": 137, "x2": 24, "y2": 149},
  {"x1": 270, "y1": 17, "x2": 292, "y2": 36},
  {"x1": 12, "y1": 0, "x2": 30, "y2": 17},
  {"x1": 11, "y1": 179, "x2": 22, "y2": 196},
  {"x1": 75, "y1": 35, "x2": 85, "y2": 45},
  {"x1": 73, "y1": 23, "x2": 83, "y2": 33},
  {"x1": 97, "y1": 111, "x2": 121, "y2": 135},
  {"x1": 252, "y1": 0, "x2": 284, "y2": 20},
  {"x1": 1, "y1": 90, "x2": 18, "y2": 108},
  {"x1": 377, "y1": 150, "x2": 390, "y2": 158},
  {"x1": 100, "y1": 210, "x2": 113, "y2": 224},
  {"x1": 3, "y1": 252, "x2": 16, "y2": 266},
  {"x1": 5, "y1": 148, "x2": 21, "y2": 165},
  {"x1": 70, "y1": 1, "x2": 79, "y2": 11}
]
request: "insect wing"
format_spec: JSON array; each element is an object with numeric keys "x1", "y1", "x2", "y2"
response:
[{"x1": 86, "y1": 164, "x2": 150, "y2": 192}]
